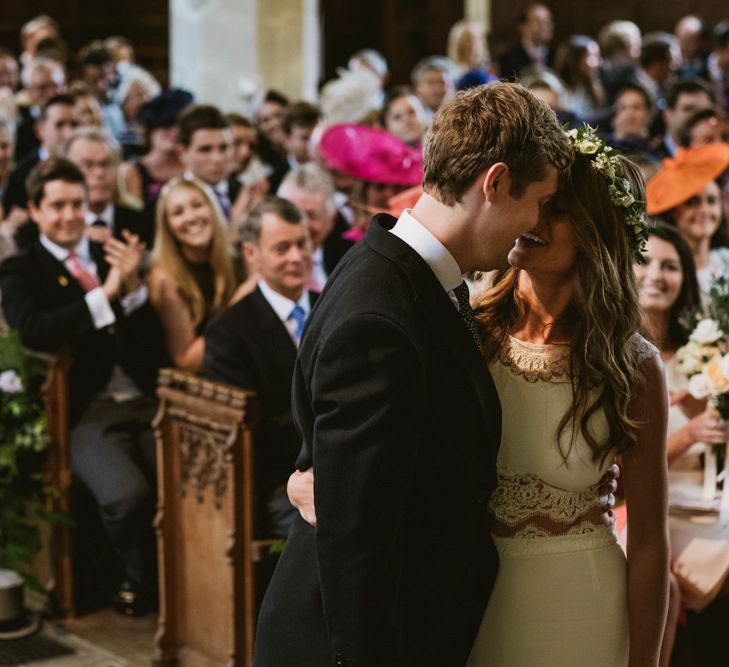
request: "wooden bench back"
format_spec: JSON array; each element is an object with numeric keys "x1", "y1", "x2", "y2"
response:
[{"x1": 153, "y1": 368, "x2": 268, "y2": 667}]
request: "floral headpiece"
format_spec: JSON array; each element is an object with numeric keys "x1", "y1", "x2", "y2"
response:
[{"x1": 565, "y1": 125, "x2": 649, "y2": 263}]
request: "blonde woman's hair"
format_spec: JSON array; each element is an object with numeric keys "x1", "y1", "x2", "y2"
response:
[
  {"x1": 152, "y1": 177, "x2": 238, "y2": 328},
  {"x1": 474, "y1": 153, "x2": 647, "y2": 463},
  {"x1": 447, "y1": 20, "x2": 487, "y2": 70}
]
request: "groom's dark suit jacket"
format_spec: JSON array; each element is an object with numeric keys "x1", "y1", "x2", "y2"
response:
[{"x1": 255, "y1": 215, "x2": 501, "y2": 667}]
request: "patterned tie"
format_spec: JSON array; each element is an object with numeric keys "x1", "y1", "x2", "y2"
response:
[
  {"x1": 289, "y1": 304, "x2": 307, "y2": 341},
  {"x1": 214, "y1": 187, "x2": 232, "y2": 220},
  {"x1": 453, "y1": 282, "x2": 482, "y2": 351},
  {"x1": 66, "y1": 251, "x2": 100, "y2": 292}
]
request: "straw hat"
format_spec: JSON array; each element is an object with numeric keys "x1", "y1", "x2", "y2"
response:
[{"x1": 646, "y1": 143, "x2": 729, "y2": 215}]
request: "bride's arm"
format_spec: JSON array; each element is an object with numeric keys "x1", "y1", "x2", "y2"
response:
[{"x1": 621, "y1": 353, "x2": 670, "y2": 667}]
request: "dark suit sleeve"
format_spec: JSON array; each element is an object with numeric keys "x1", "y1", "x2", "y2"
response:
[
  {"x1": 0, "y1": 258, "x2": 97, "y2": 352},
  {"x1": 306, "y1": 312, "x2": 425, "y2": 665},
  {"x1": 203, "y1": 316, "x2": 257, "y2": 389}
]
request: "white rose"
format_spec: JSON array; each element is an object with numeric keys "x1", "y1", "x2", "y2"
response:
[
  {"x1": 688, "y1": 372, "x2": 711, "y2": 399},
  {"x1": 690, "y1": 319, "x2": 724, "y2": 345},
  {"x1": 577, "y1": 139, "x2": 599, "y2": 154},
  {"x1": 0, "y1": 369, "x2": 23, "y2": 394}
]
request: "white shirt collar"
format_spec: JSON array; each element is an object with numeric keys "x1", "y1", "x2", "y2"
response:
[
  {"x1": 85, "y1": 203, "x2": 114, "y2": 227},
  {"x1": 183, "y1": 170, "x2": 227, "y2": 195},
  {"x1": 40, "y1": 233, "x2": 92, "y2": 263},
  {"x1": 389, "y1": 209, "x2": 462, "y2": 293},
  {"x1": 258, "y1": 279, "x2": 311, "y2": 323}
]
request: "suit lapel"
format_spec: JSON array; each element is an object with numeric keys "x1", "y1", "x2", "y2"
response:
[
  {"x1": 365, "y1": 215, "x2": 501, "y2": 449},
  {"x1": 35, "y1": 242, "x2": 86, "y2": 297}
]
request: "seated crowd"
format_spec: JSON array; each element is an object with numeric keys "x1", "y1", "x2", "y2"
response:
[{"x1": 0, "y1": 6, "x2": 728, "y2": 665}]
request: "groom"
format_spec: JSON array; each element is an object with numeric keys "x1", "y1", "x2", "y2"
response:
[{"x1": 254, "y1": 83, "x2": 573, "y2": 666}]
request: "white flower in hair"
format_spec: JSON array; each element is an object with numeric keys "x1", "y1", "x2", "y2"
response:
[{"x1": 564, "y1": 124, "x2": 649, "y2": 263}]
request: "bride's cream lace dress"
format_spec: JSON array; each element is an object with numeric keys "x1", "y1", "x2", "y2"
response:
[{"x1": 466, "y1": 333, "x2": 658, "y2": 667}]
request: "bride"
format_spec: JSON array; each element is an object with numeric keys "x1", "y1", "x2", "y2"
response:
[{"x1": 287, "y1": 127, "x2": 669, "y2": 666}]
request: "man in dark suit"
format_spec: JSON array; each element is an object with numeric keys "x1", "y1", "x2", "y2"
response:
[
  {"x1": 498, "y1": 3, "x2": 554, "y2": 81},
  {"x1": 204, "y1": 196, "x2": 316, "y2": 537},
  {"x1": 3, "y1": 94, "x2": 77, "y2": 228},
  {"x1": 0, "y1": 157, "x2": 168, "y2": 615},
  {"x1": 66, "y1": 126, "x2": 154, "y2": 247},
  {"x1": 13, "y1": 57, "x2": 65, "y2": 161},
  {"x1": 254, "y1": 84, "x2": 572, "y2": 666},
  {"x1": 176, "y1": 104, "x2": 241, "y2": 223},
  {"x1": 277, "y1": 163, "x2": 354, "y2": 292}
]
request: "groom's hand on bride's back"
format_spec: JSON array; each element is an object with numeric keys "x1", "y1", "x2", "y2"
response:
[{"x1": 598, "y1": 463, "x2": 621, "y2": 515}]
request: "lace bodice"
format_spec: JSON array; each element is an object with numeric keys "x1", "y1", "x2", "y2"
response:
[{"x1": 487, "y1": 333, "x2": 658, "y2": 539}]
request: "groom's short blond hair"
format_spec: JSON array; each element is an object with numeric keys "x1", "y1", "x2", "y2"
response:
[{"x1": 423, "y1": 82, "x2": 572, "y2": 205}]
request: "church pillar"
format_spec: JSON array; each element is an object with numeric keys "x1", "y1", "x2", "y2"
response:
[{"x1": 169, "y1": 0, "x2": 321, "y2": 113}]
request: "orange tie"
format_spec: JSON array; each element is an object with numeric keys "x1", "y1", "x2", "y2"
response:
[{"x1": 66, "y1": 251, "x2": 100, "y2": 292}]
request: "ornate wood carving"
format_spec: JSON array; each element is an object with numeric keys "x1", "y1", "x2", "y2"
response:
[{"x1": 153, "y1": 368, "x2": 266, "y2": 667}]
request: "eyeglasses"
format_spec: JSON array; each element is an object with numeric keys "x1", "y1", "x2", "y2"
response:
[{"x1": 78, "y1": 159, "x2": 115, "y2": 172}]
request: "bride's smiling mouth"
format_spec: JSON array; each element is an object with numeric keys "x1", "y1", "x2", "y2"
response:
[{"x1": 517, "y1": 230, "x2": 549, "y2": 247}]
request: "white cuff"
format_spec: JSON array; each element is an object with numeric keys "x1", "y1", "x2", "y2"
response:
[
  {"x1": 120, "y1": 284, "x2": 149, "y2": 316},
  {"x1": 85, "y1": 287, "x2": 116, "y2": 329}
]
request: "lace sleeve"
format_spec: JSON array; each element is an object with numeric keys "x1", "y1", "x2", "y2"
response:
[{"x1": 628, "y1": 332, "x2": 659, "y2": 364}]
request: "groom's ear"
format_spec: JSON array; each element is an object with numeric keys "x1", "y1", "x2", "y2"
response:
[{"x1": 482, "y1": 162, "x2": 510, "y2": 202}]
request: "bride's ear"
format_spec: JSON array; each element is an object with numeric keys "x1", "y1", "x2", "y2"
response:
[{"x1": 483, "y1": 163, "x2": 511, "y2": 202}]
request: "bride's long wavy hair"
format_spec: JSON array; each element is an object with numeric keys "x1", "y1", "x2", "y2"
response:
[{"x1": 473, "y1": 153, "x2": 647, "y2": 463}]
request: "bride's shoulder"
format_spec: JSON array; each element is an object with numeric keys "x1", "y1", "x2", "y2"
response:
[{"x1": 625, "y1": 332, "x2": 660, "y2": 364}]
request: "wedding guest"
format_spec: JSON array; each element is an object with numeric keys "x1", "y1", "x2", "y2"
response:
[
  {"x1": 254, "y1": 89, "x2": 289, "y2": 177},
  {"x1": 176, "y1": 104, "x2": 238, "y2": 223},
  {"x1": 3, "y1": 94, "x2": 77, "y2": 228},
  {"x1": 656, "y1": 78, "x2": 715, "y2": 158},
  {"x1": 447, "y1": 20, "x2": 497, "y2": 90},
  {"x1": 15, "y1": 57, "x2": 65, "y2": 160},
  {"x1": 411, "y1": 56, "x2": 455, "y2": 123},
  {"x1": 674, "y1": 15, "x2": 710, "y2": 80},
  {"x1": 647, "y1": 142, "x2": 729, "y2": 299},
  {"x1": 554, "y1": 34, "x2": 606, "y2": 120},
  {"x1": 18, "y1": 15, "x2": 59, "y2": 72},
  {"x1": 118, "y1": 88, "x2": 191, "y2": 211},
  {"x1": 498, "y1": 4, "x2": 554, "y2": 81},
  {"x1": 677, "y1": 107, "x2": 729, "y2": 148},
  {"x1": 0, "y1": 48, "x2": 20, "y2": 92},
  {"x1": 268, "y1": 101, "x2": 320, "y2": 191},
  {"x1": 381, "y1": 87, "x2": 427, "y2": 148},
  {"x1": 226, "y1": 112, "x2": 270, "y2": 188},
  {"x1": 149, "y1": 176, "x2": 240, "y2": 372},
  {"x1": 70, "y1": 87, "x2": 104, "y2": 128},
  {"x1": 0, "y1": 157, "x2": 167, "y2": 615},
  {"x1": 635, "y1": 33, "x2": 680, "y2": 108},
  {"x1": 606, "y1": 83, "x2": 655, "y2": 156},
  {"x1": 709, "y1": 21, "x2": 729, "y2": 112},
  {"x1": 598, "y1": 20, "x2": 642, "y2": 103},
  {"x1": 520, "y1": 70, "x2": 580, "y2": 128},
  {"x1": 277, "y1": 163, "x2": 351, "y2": 291},
  {"x1": 113, "y1": 66, "x2": 161, "y2": 157},
  {"x1": 77, "y1": 43, "x2": 125, "y2": 140},
  {"x1": 316, "y1": 123, "x2": 423, "y2": 243},
  {"x1": 66, "y1": 126, "x2": 154, "y2": 246},
  {"x1": 635, "y1": 223, "x2": 729, "y2": 666},
  {"x1": 204, "y1": 196, "x2": 316, "y2": 537}
]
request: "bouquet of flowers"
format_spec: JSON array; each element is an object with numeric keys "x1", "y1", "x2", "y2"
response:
[{"x1": 675, "y1": 276, "x2": 729, "y2": 513}]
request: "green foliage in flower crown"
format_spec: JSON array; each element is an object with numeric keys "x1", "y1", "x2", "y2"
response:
[
  {"x1": 564, "y1": 125, "x2": 650, "y2": 264},
  {"x1": 0, "y1": 330, "x2": 67, "y2": 592}
]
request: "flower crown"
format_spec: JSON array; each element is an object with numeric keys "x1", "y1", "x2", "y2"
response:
[{"x1": 564, "y1": 125, "x2": 649, "y2": 263}]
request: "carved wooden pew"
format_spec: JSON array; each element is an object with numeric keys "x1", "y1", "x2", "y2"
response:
[
  {"x1": 153, "y1": 368, "x2": 275, "y2": 667},
  {"x1": 39, "y1": 347, "x2": 75, "y2": 617}
]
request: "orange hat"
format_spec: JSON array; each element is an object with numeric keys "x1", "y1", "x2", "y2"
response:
[{"x1": 646, "y1": 142, "x2": 729, "y2": 215}]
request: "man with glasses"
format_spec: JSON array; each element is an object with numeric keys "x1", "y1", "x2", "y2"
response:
[{"x1": 66, "y1": 126, "x2": 153, "y2": 247}]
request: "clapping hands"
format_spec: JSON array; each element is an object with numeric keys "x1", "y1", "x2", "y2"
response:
[{"x1": 102, "y1": 230, "x2": 146, "y2": 300}]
